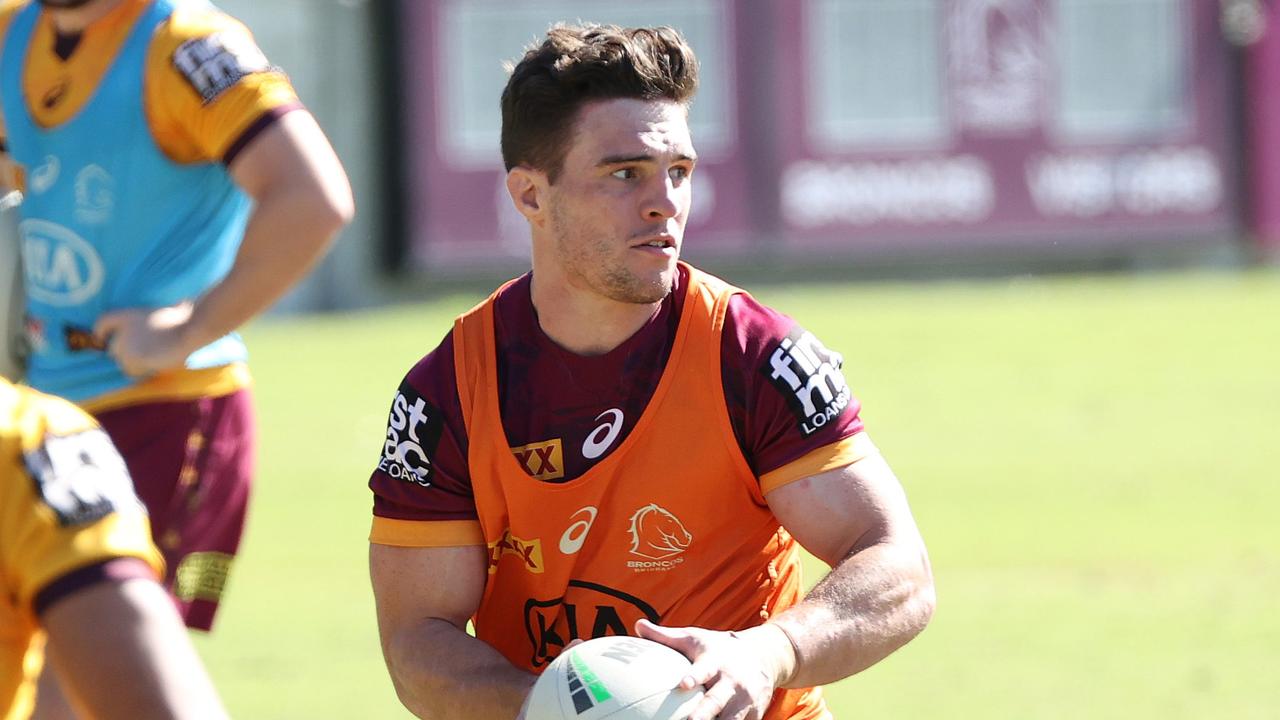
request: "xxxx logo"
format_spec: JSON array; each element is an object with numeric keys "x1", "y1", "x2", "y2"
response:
[
  {"x1": 488, "y1": 529, "x2": 545, "y2": 574},
  {"x1": 511, "y1": 439, "x2": 564, "y2": 481}
]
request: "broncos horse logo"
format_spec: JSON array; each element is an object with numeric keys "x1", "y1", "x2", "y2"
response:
[{"x1": 627, "y1": 504, "x2": 692, "y2": 560}]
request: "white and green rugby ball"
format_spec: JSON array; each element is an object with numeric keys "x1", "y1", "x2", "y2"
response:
[{"x1": 525, "y1": 636, "x2": 704, "y2": 720}]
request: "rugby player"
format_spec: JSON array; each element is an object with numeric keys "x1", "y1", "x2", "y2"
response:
[{"x1": 368, "y1": 23, "x2": 935, "y2": 720}]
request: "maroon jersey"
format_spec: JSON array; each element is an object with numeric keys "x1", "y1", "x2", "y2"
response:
[{"x1": 370, "y1": 265, "x2": 864, "y2": 526}]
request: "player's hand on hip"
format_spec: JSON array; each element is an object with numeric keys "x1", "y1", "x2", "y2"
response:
[
  {"x1": 94, "y1": 301, "x2": 196, "y2": 376},
  {"x1": 635, "y1": 618, "x2": 796, "y2": 720}
]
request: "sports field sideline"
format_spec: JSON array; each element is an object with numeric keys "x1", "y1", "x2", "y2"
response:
[{"x1": 194, "y1": 267, "x2": 1280, "y2": 719}]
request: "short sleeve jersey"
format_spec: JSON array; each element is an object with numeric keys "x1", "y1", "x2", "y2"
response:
[
  {"x1": 369, "y1": 264, "x2": 870, "y2": 546},
  {"x1": 0, "y1": 381, "x2": 163, "y2": 720}
]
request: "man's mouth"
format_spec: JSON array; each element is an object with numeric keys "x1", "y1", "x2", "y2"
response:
[{"x1": 634, "y1": 235, "x2": 676, "y2": 250}]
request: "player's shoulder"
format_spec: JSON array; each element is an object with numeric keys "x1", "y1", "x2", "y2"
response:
[
  {"x1": 158, "y1": 0, "x2": 256, "y2": 45},
  {"x1": 400, "y1": 329, "x2": 458, "y2": 393},
  {"x1": 724, "y1": 290, "x2": 804, "y2": 353},
  {"x1": 0, "y1": 380, "x2": 97, "y2": 451}
]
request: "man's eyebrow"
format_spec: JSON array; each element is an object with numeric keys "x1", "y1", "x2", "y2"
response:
[{"x1": 597, "y1": 152, "x2": 698, "y2": 167}]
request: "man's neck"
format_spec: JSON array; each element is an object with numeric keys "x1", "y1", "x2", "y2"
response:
[
  {"x1": 44, "y1": 0, "x2": 128, "y2": 34},
  {"x1": 529, "y1": 273, "x2": 663, "y2": 357}
]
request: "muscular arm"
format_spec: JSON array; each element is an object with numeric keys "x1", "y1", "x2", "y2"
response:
[
  {"x1": 639, "y1": 445, "x2": 934, "y2": 719},
  {"x1": 763, "y1": 450, "x2": 936, "y2": 687},
  {"x1": 95, "y1": 110, "x2": 355, "y2": 374},
  {"x1": 369, "y1": 544, "x2": 536, "y2": 719},
  {"x1": 41, "y1": 577, "x2": 227, "y2": 719}
]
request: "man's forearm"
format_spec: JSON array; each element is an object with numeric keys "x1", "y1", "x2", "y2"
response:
[
  {"x1": 183, "y1": 185, "x2": 348, "y2": 350},
  {"x1": 385, "y1": 617, "x2": 535, "y2": 720},
  {"x1": 767, "y1": 538, "x2": 935, "y2": 688}
]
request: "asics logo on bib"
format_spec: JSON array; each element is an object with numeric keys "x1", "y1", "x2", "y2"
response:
[
  {"x1": 559, "y1": 506, "x2": 598, "y2": 555},
  {"x1": 30, "y1": 155, "x2": 60, "y2": 195},
  {"x1": 763, "y1": 328, "x2": 852, "y2": 436},
  {"x1": 379, "y1": 386, "x2": 442, "y2": 488},
  {"x1": 20, "y1": 220, "x2": 105, "y2": 306},
  {"x1": 582, "y1": 408, "x2": 624, "y2": 459}
]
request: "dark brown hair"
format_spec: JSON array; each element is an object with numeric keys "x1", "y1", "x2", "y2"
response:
[{"x1": 500, "y1": 23, "x2": 699, "y2": 182}]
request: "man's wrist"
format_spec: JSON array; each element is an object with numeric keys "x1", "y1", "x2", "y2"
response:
[{"x1": 735, "y1": 622, "x2": 800, "y2": 688}]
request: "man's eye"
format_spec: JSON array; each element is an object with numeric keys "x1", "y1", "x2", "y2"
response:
[
  {"x1": 612, "y1": 168, "x2": 637, "y2": 180},
  {"x1": 669, "y1": 166, "x2": 690, "y2": 181}
]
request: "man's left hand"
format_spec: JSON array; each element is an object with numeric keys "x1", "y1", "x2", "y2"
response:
[
  {"x1": 94, "y1": 302, "x2": 197, "y2": 376},
  {"x1": 635, "y1": 619, "x2": 797, "y2": 720}
]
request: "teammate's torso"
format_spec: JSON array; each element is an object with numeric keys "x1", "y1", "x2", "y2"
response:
[
  {"x1": 452, "y1": 265, "x2": 827, "y2": 720},
  {"x1": 0, "y1": 0, "x2": 250, "y2": 401}
]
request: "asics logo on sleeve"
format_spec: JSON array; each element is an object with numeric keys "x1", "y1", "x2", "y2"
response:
[{"x1": 581, "y1": 408, "x2": 624, "y2": 460}]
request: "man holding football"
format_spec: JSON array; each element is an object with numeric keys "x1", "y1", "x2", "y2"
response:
[{"x1": 368, "y1": 23, "x2": 934, "y2": 720}]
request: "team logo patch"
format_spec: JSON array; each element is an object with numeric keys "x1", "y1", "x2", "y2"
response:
[
  {"x1": 173, "y1": 551, "x2": 233, "y2": 602},
  {"x1": 511, "y1": 438, "x2": 564, "y2": 481},
  {"x1": 73, "y1": 164, "x2": 115, "y2": 225},
  {"x1": 171, "y1": 31, "x2": 271, "y2": 104},
  {"x1": 524, "y1": 580, "x2": 660, "y2": 668},
  {"x1": 378, "y1": 382, "x2": 443, "y2": 488},
  {"x1": 626, "y1": 504, "x2": 691, "y2": 572},
  {"x1": 762, "y1": 326, "x2": 852, "y2": 436},
  {"x1": 25, "y1": 429, "x2": 141, "y2": 527},
  {"x1": 488, "y1": 529, "x2": 545, "y2": 575}
]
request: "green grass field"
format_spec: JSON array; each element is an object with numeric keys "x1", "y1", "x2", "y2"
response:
[{"x1": 192, "y1": 267, "x2": 1280, "y2": 719}]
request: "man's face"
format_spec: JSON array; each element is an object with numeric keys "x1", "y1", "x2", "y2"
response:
[{"x1": 541, "y1": 98, "x2": 696, "y2": 305}]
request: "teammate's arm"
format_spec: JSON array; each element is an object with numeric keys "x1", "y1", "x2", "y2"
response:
[
  {"x1": 369, "y1": 544, "x2": 536, "y2": 720},
  {"x1": 41, "y1": 573, "x2": 228, "y2": 719},
  {"x1": 95, "y1": 110, "x2": 354, "y2": 375},
  {"x1": 638, "y1": 450, "x2": 934, "y2": 720}
]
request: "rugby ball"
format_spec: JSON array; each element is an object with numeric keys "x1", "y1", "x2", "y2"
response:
[{"x1": 524, "y1": 636, "x2": 703, "y2": 720}]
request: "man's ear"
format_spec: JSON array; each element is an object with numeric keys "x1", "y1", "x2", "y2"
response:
[{"x1": 506, "y1": 166, "x2": 548, "y2": 225}]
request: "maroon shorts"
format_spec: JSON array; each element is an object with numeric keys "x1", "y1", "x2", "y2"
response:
[{"x1": 95, "y1": 389, "x2": 255, "y2": 631}]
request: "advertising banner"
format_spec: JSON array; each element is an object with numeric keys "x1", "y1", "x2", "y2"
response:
[
  {"x1": 771, "y1": 0, "x2": 1236, "y2": 254},
  {"x1": 400, "y1": 0, "x2": 1239, "y2": 270}
]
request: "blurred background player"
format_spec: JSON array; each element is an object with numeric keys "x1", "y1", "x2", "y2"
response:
[
  {"x1": 0, "y1": 0, "x2": 353, "y2": 714},
  {"x1": 0, "y1": 377, "x2": 226, "y2": 719},
  {"x1": 367, "y1": 24, "x2": 934, "y2": 720}
]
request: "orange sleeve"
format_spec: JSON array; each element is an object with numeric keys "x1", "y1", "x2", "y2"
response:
[
  {"x1": 144, "y1": 5, "x2": 300, "y2": 164},
  {"x1": 370, "y1": 518, "x2": 486, "y2": 548},
  {"x1": 758, "y1": 431, "x2": 879, "y2": 495},
  {"x1": 3, "y1": 388, "x2": 165, "y2": 611}
]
